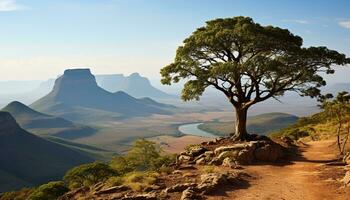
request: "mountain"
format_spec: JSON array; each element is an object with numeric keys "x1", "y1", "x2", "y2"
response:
[
  {"x1": 31, "y1": 69, "x2": 173, "y2": 123},
  {"x1": 96, "y1": 73, "x2": 174, "y2": 99},
  {"x1": 0, "y1": 111, "x2": 93, "y2": 192},
  {"x1": 1, "y1": 101, "x2": 96, "y2": 139}
]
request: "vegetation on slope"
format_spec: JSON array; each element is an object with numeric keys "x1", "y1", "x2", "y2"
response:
[
  {"x1": 0, "y1": 139, "x2": 175, "y2": 199},
  {"x1": 270, "y1": 92, "x2": 350, "y2": 153},
  {"x1": 199, "y1": 112, "x2": 298, "y2": 136}
]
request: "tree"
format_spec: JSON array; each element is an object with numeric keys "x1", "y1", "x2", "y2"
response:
[
  {"x1": 110, "y1": 139, "x2": 175, "y2": 173},
  {"x1": 63, "y1": 162, "x2": 118, "y2": 189},
  {"x1": 160, "y1": 16, "x2": 350, "y2": 140},
  {"x1": 320, "y1": 91, "x2": 350, "y2": 154}
]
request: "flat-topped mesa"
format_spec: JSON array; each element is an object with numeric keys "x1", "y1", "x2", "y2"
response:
[
  {"x1": 0, "y1": 112, "x2": 20, "y2": 133},
  {"x1": 49, "y1": 68, "x2": 101, "y2": 103},
  {"x1": 55, "y1": 68, "x2": 98, "y2": 89}
]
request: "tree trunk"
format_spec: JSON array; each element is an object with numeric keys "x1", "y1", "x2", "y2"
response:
[{"x1": 232, "y1": 107, "x2": 248, "y2": 141}]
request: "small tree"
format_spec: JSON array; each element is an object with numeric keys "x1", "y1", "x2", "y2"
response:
[
  {"x1": 321, "y1": 91, "x2": 350, "y2": 154},
  {"x1": 63, "y1": 162, "x2": 118, "y2": 189},
  {"x1": 161, "y1": 16, "x2": 349, "y2": 140}
]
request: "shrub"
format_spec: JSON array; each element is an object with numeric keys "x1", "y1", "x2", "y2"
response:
[
  {"x1": 64, "y1": 162, "x2": 118, "y2": 189},
  {"x1": 110, "y1": 139, "x2": 176, "y2": 174},
  {"x1": 0, "y1": 188, "x2": 33, "y2": 200},
  {"x1": 123, "y1": 171, "x2": 159, "y2": 191},
  {"x1": 27, "y1": 181, "x2": 69, "y2": 200}
]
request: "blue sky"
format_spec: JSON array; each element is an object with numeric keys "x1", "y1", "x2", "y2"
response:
[{"x1": 0, "y1": 0, "x2": 349, "y2": 82}]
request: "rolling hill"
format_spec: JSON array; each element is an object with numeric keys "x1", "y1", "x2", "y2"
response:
[
  {"x1": 1, "y1": 101, "x2": 96, "y2": 139},
  {"x1": 0, "y1": 111, "x2": 93, "y2": 192},
  {"x1": 30, "y1": 69, "x2": 173, "y2": 123},
  {"x1": 198, "y1": 112, "x2": 299, "y2": 136}
]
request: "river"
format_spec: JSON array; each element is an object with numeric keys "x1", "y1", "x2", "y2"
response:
[{"x1": 178, "y1": 122, "x2": 217, "y2": 138}]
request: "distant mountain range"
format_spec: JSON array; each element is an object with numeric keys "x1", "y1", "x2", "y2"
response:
[
  {"x1": 96, "y1": 73, "x2": 174, "y2": 99},
  {"x1": 1, "y1": 101, "x2": 96, "y2": 139},
  {"x1": 31, "y1": 69, "x2": 174, "y2": 123},
  {"x1": 0, "y1": 111, "x2": 93, "y2": 192}
]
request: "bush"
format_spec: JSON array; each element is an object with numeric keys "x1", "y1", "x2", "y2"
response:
[
  {"x1": 110, "y1": 139, "x2": 176, "y2": 174},
  {"x1": 0, "y1": 188, "x2": 33, "y2": 200},
  {"x1": 27, "y1": 181, "x2": 68, "y2": 200},
  {"x1": 122, "y1": 171, "x2": 159, "y2": 191},
  {"x1": 64, "y1": 162, "x2": 118, "y2": 189}
]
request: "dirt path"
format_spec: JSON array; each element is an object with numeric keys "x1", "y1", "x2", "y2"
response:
[{"x1": 210, "y1": 140, "x2": 349, "y2": 200}]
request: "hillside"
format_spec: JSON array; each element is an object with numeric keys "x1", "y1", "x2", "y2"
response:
[
  {"x1": 198, "y1": 112, "x2": 298, "y2": 136},
  {"x1": 1, "y1": 101, "x2": 96, "y2": 139},
  {"x1": 0, "y1": 112, "x2": 93, "y2": 192},
  {"x1": 31, "y1": 69, "x2": 173, "y2": 123}
]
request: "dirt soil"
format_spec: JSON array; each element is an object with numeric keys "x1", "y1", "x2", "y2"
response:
[{"x1": 207, "y1": 139, "x2": 350, "y2": 200}]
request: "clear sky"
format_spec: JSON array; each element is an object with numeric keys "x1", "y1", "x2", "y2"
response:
[{"x1": 0, "y1": 0, "x2": 349, "y2": 82}]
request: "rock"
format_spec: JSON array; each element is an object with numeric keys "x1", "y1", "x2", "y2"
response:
[
  {"x1": 236, "y1": 148, "x2": 254, "y2": 165},
  {"x1": 196, "y1": 173, "x2": 228, "y2": 194},
  {"x1": 254, "y1": 142, "x2": 283, "y2": 162},
  {"x1": 214, "y1": 144, "x2": 247, "y2": 155},
  {"x1": 164, "y1": 183, "x2": 197, "y2": 193},
  {"x1": 217, "y1": 150, "x2": 240, "y2": 161},
  {"x1": 181, "y1": 187, "x2": 201, "y2": 200},
  {"x1": 222, "y1": 157, "x2": 237, "y2": 168},
  {"x1": 343, "y1": 152, "x2": 350, "y2": 165},
  {"x1": 143, "y1": 185, "x2": 163, "y2": 192},
  {"x1": 178, "y1": 155, "x2": 192, "y2": 163},
  {"x1": 187, "y1": 146, "x2": 207, "y2": 157},
  {"x1": 121, "y1": 193, "x2": 157, "y2": 200},
  {"x1": 57, "y1": 187, "x2": 89, "y2": 200},
  {"x1": 196, "y1": 157, "x2": 206, "y2": 165},
  {"x1": 94, "y1": 185, "x2": 130, "y2": 195},
  {"x1": 172, "y1": 170, "x2": 182, "y2": 174},
  {"x1": 341, "y1": 171, "x2": 350, "y2": 185}
]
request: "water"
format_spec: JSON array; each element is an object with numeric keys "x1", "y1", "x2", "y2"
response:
[{"x1": 178, "y1": 123, "x2": 217, "y2": 138}]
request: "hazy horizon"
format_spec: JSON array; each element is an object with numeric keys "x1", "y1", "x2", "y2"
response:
[{"x1": 0, "y1": 0, "x2": 349, "y2": 82}]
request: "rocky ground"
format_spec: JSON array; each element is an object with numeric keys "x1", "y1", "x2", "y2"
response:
[{"x1": 58, "y1": 136, "x2": 350, "y2": 200}]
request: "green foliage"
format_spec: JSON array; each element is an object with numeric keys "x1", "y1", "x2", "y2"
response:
[
  {"x1": 110, "y1": 139, "x2": 175, "y2": 173},
  {"x1": 27, "y1": 181, "x2": 69, "y2": 200},
  {"x1": 63, "y1": 162, "x2": 118, "y2": 189},
  {"x1": 0, "y1": 188, "x2": 33, "y2": 200},
  {"x1": 161, "y1": 16, "x2": 349, "y2": 137}
]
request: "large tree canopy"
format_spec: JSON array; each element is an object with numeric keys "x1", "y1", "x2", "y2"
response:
[{"x1": 160, "y1": 16, "x2": 350, "y2": 140}]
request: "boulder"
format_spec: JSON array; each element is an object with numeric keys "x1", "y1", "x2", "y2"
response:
[
  {"x1": 236, "y1": 148, "x2": 254, "y2": 165},
  {"x1": 254, "y1": 142, "x2": 283, "y2": 162},
  {"x1": 187, "y1": 146, "x2": 207, "y2": 157},
  {"x1": 196, "y1": 157, "x2": 206, "y2": 165},
  {"x1": 197, "y1": 173, "x2": 228, "y2": 194},
  {"x1": 178, "y1": 155, "x2": 192, "y2": 163},
  {"x1": 222, "y1": 157, "x2": 237, "y2": 168}
]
